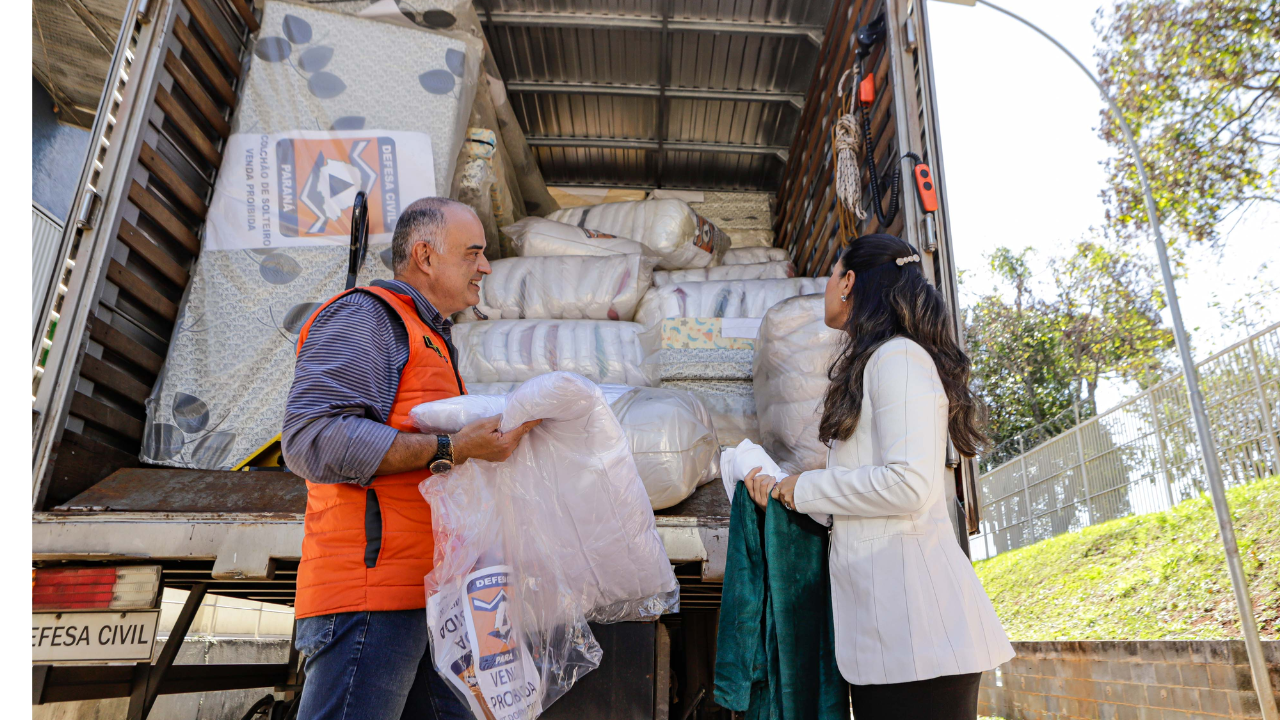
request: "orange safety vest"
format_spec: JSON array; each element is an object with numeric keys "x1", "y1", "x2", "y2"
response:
[{"x1": 293, "y1": 285, "x2": 465, "y2": 619}]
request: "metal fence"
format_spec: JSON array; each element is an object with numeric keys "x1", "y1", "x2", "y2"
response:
[
  {"x1": 971, "y1": 322, "x2": 1280, "y2": 561},
  {"x1": 31, "y1": 203, "x2": 64, "y2": 337}
]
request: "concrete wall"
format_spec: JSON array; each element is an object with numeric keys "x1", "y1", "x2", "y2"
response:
[
  {"x1": 980, "y1": 640, "x2": 1280, "y2": 720},
  {"x1": 32, "y1": 78, "x2": 91, "y2": 224}
]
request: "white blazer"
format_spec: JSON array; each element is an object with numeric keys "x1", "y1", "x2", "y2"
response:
[{"x1": 793, "y1": 337, "x2": 1013, "y2": 686}]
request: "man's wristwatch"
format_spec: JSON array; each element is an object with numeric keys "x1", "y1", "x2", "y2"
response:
[{"x1": 429, "y1": 434, "x2": 454, "y2": 475}]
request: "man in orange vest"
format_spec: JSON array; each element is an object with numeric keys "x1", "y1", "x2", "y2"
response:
[{"x1": 282, "y1": 197, "x2": 539, "y2": 719}]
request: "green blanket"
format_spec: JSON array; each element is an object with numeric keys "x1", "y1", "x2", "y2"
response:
[{"x1": 713, "y1": 482, "x2": 848, "y2": 719}]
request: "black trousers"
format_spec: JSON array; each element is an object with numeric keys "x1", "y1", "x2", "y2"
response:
[{"x1": 851, "y1": 671, "x2": 983, "y2": 720}]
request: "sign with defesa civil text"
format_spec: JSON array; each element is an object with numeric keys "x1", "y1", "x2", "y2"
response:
[{"x1": 32, "y1": 610, "x2": 160, "y2": 663}]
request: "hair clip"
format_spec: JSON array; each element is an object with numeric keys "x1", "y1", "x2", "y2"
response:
[{"x1": 895, "y1": 254, "x2": 920, "y2": 266}]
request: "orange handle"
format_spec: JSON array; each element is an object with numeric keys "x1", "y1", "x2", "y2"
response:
[
  {"x1": 858, "y1": 72, "x2": 875, "y2": 106},
  {"x1": 913, "y1": 164, "x2": 938, "y2": 213}
]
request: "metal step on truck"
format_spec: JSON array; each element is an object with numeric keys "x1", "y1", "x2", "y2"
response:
[{"x1": 31, "y1": 0, "x2": 975, "y2": 717}]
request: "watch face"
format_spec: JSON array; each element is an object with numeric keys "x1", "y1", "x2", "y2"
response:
[{"x1": 429, "y1": 459, "x2": 453, "y2": 475}]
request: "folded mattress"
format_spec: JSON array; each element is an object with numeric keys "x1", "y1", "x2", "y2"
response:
[
  {"x1": 652, "y1": 260, "x2": 795, "y2": 286},
  {"x1": 548, "y1": 199, "x2": 730, "y2": 270},
  {"x1": 452, "y1": 319, "x2": 652, "y2": 386},
  {"x1": 502, "y1": 217, "x2": 656, "y2": 258},
  {"x1": 455, "y1": 254, "x2": 657, "y2": 323},
  {"x1": 634, "y1": 277, "x2": 827, "y2": 329},
  {"x1": 754, "y1": 295, "x2": 843, "y2": 474},
  {"x1": 142, "y1": 1, "x2": 481, "y2": 469},
  {"x1": 721, "y1": 247, "x2": 790, "y2": 265}
]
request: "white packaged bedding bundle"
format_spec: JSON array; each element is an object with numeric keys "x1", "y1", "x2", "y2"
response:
[
  {"x1": 753, "y1": 295, "x2": 843, "y2": 474},
  {"x1": 452, "y1": 320, "x2": 652, "y2": 386},
  {"x1": 633, "y1": 277, "x2": 827, "y2": 329},
  {"x1": 457, "y1": 254, "x2": 657, "y2": 323},
  {"x1": 415, "y1": 383, "x2": 718, "y2": 510},
  {"x1": 652, "y1": 260, "x2": 795, "y2": 287},
  {"x1": 417, "y1": 373, "x2": 678, "y2": 720},
  {"x1": 721, "y1": 247, "x2": 790, "y2": 265},
  {"x1": 548, "y1": 199, "x2": 730, "y2": 270},
  {"x1": 501, "y1": 217, "x2": 656, "y2": 258}
]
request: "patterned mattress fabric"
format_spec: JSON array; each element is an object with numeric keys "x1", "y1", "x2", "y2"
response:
[
  {"x1": 633, "y1": 277, "x2": 828, "y2": 330},
  {"x1": 142, "y1": 1, "x2": 482, "y2": 469},
  {"x1": 689, "y1": 192, "x2": 775, "y2": 248},
  {"x1": 548, "y1": 199, "x2": 730, "y2": 270},
  {"x1": 452, "y1": 319, "x2": 654, "y2": 386},
  {"x1": 454, "y1": 254, "x2": 658, "y2": 323}
]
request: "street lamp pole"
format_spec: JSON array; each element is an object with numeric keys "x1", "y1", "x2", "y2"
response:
[{"x1": 938, "y1": 1, "x2": 1278, "y2": 715}]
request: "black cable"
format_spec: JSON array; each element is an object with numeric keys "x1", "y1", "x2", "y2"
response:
[{"x1": 860, "y1": 100, "x2": 901, "y2": 228}]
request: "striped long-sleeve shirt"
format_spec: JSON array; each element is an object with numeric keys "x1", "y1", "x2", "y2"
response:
[{"x1": 281, "y1": 279, "x2": 456, "y2": 485}]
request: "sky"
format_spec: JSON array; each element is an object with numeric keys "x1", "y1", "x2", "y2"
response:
[{"x1": 926, "y1": 0, "x2": 1279, "y2": 406}]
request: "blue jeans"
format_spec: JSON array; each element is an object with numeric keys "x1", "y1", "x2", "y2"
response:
[{"x1": 294, "y1": 610, "x2": 473, "y2": 720}]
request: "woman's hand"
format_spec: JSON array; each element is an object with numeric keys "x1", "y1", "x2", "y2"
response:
[
  {"x1": 743, "y1": 467, "x2": 775, "y2": 509},
  {"x1": 770, "y1": 475, "x2": 801, "y2": 511}
]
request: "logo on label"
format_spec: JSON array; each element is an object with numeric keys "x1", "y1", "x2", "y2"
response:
[
  {"x1": 277, "y1": 136, "x2": 401, "y2": 238},
  {"x1": 467, "y1": 571, "x2": 519, "y2": 672}
]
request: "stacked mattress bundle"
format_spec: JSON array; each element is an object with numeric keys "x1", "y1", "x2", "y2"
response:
[
  {"x1": 652, "y1": 260, "x2": 794, "y2": 286},
  {"x1": 688, "y1": 192, "x2": 776, "y2": 249},
  {"x1": 142, "y1": 1, "x2": 482, "y2": 469},
  {"x1": 637, "y1": 277, "x2": 827, "y2": 447},
  {"x1": 753, "y1": 296, "x2": 843, "y2": 474}
]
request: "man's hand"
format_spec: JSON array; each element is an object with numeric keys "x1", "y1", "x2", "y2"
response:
[{"x1": 452, "y1": 415, "x2": 541, "y2": 465}]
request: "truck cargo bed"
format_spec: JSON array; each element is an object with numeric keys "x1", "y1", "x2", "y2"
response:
[{"x1": 33, "y1": 469, "x2": 732, "y2": 607}]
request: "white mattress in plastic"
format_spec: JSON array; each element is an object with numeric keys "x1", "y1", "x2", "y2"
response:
[
  {"x1": 634, "y1": 277, "x2": 828, "y2": 329},
  {"x1": 548, "y1": 199, "x2": 729, "y2": 270},
  {"x1": 721, "y1": 247, "x2": 791, "y2": 265},
  {"x1": 452, "y1": 320, "x2": 652, "y2": 386},
  {"x1": 652, "y1": 260, "x2": 795, "y2": 287},
  {"x1": 415, "y1": 382, "x2": 718, "y2": 510},
  {"x1": 753, "y1": 295, "x2": 843, "y2": 474},
  {"x1": 456, "y1": 254, "x2": 657, "y2": 323},
  {"x1": 142, "y1": 2, "x2": 479, "y2": 469},
  {"x1": 501, "y1": 217, "x2": 656, "y2": 258}
]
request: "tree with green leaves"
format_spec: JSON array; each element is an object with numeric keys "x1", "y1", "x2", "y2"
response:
[
  {"x1": 1095, "y1": 0, "x2": 1279, "y2": 250},
  {"x1": 966, "y1": 239, "x2": 1174, "y2": 451}
]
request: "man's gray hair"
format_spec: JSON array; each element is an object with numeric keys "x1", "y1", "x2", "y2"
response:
[{"x1": 390, "y1": 197, "x2": 471, "y2": 272}]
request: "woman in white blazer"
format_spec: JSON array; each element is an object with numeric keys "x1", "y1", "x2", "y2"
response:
[{"x1": 744, "y1": 234, "x2": 1013, "y2": 720}]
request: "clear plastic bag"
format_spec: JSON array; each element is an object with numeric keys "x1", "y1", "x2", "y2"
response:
[
  {"x1": 547, "y1": 199, "x2": 730, "y2": 270},
  {"x1": 721, "y1": 247, "x2": 791, "y2": 265},
  {"x1": 633, "y1": 277, "x2": 828, "y2": 329},
  {"x1": 415, "y1": 383, "x2": 718, "y2": 510},
  {"x1": 418, "y1": 371, "x2": 679, "y2": 621},
  {"x1": 660, "y1": 379, "x2": 758, "y2": 447},
  {"x1": 753, "y1": 295, "x2": 843, "y2": 474},
  {"x1": 610, "y1": 387, "x2": 720, "y2": 509},
  {"x1": 652, "y1": 260, "x2": 795, "y2": 286},
  {"x1": 452, "y1": 320, "x2": 653, "y2": 385},
  {"x1": 455, "y1": 254, "x2": 658, "y2": 323},
  {"x1": 502, "y1": 217, "x2": 656, "y2": 258}
]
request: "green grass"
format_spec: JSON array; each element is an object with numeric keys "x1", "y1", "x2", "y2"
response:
[{"x1": 974, "y1": 474, "x2": 1280, "y2": 641}]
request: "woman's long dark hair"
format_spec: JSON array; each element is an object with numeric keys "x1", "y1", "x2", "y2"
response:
[{"x1": 818, "y1": 234, "x2": 987, "y2": 456}]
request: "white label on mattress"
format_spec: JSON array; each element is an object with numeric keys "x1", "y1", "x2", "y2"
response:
[
  {"x1": 204, "y1": 130, "x2": 436, "y2": 251},
  {"x1": 720, "y1": 318, "x2": 763, "y2": 339}
]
